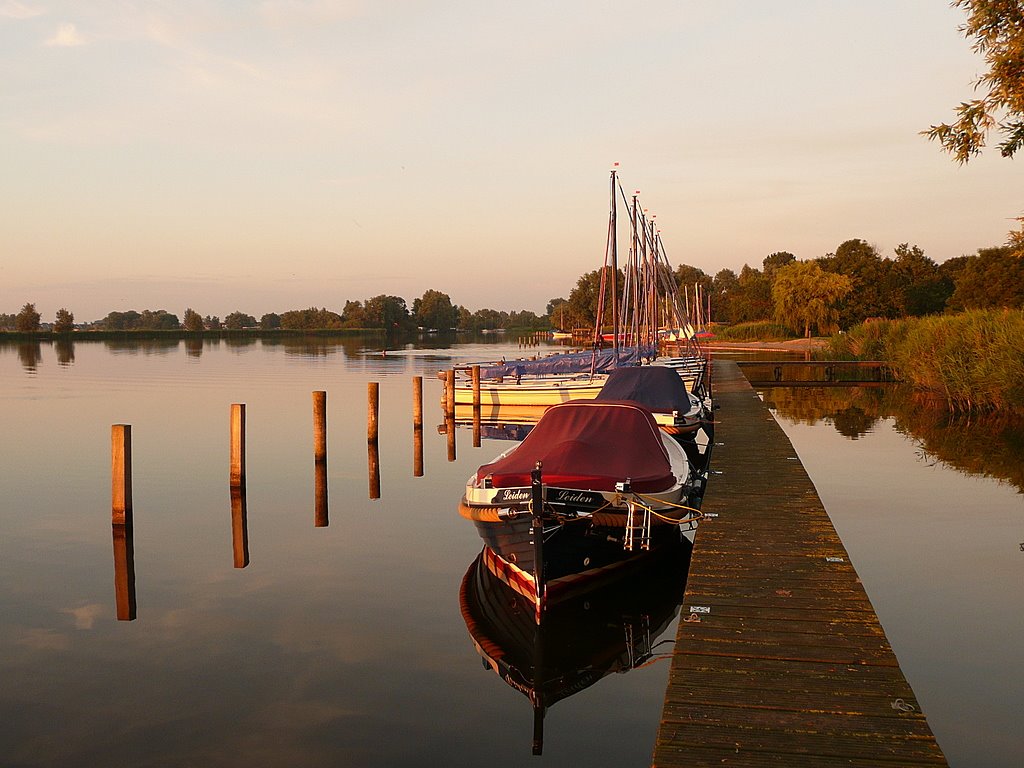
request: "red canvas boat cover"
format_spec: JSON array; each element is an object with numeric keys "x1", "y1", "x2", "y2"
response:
[{"x1": 476, "y1": 400, "x2": 675, "y2": 493}]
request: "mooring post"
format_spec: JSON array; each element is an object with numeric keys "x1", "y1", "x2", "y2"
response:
[
  {"x1": 313, "y1": 390, "x2": 327, "y2": 464},
  {"x1": 412, "y1": 376, "x2": 424, "y2": 477},
  {"x1": 471, "y1": 364, "x2": 482, "y2": 448},
  {"x1": 368, "y1": 382, "x2": 379, "y2": 443},
  {"x1": 230, "y1": 404, "x2": 245, "y2": 486},
  {"x1": 230, "y1": 485, "x2": 250, "y2": 567},
  {"x1": 445, "y1": 369, "x2": 455, "y2": 420},
  {"x1": 111, "y1": 424, "x2": 132, "y2": 526}
]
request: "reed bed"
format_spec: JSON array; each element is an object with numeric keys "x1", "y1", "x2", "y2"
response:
[
  {"x1": 713, "y1": 321, "x2": 798, "y2": 342},
  {"x1": 827, "y1": 309, "x2": 1024, "y2": 413}
]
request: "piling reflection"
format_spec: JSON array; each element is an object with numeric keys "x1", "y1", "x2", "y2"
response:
[
  {"x1": 368, "y1": 441, "x2": 381, "y2": 500},
  {"x1": 459, "y1": 536, "x2": 690, "y2": 755},
  {"x1": 111, "y1": 523, "x2": 137, "y2": 621},
  {"x1": 230, "y1": 485, "x2": 250, "y2": 567},
  {"x1": 315, "y1": 461, "x2": 329, "y2": 526},
  {"x1": 763, "y1": 385, "x2": 1024, "y2": 492}
]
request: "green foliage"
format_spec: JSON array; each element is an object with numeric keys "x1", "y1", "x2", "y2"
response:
[
  {"x1": 53, "y1": 308, "x2": 74, "y2": 333},
  {"x1": 279, "y1": 307, "x2": 343, "y2": 330},
  {"x1": 925, "y1": 1, "x2": 1024, "y2": 161},
  {"x1": 947, "y1": 245, "x2": 1024, "y2": 310},
  {"x1": 259, "y1": 312, "x2": 281, "y2": 330},
  {"x1": 773, "y1": 261, "x2": 852, "y2": 337},
  {"x1": 713, "y1": 322, "x2": 798, "y2": 341},
  {"x1": 362, "y1": 295, "x2": 411, "y2": 331},
  {"x1": 412, "y1": 289, "x2": 457, "y2": 330},
  {"x1": 183, "y1": 308, "x2": 203, "y2": 331},
  {"x1": 16, "y1": 302, "x2": 41, "y2": 332},
  {"x1": 819, "y1": 239, "x2": 895, "y2": 326},
  {"x1": 0, "y1": 313, "x2": 16, "y2": 330},
  {"x1": 827, "y1": 310, "x2": 1024, "y2": 413},
  {"x1": 224, "y1": 311, "x2": 257, "y2": 330},
  {"x1": 102, "y1": 309, "x2": 179, "y2": 331}
]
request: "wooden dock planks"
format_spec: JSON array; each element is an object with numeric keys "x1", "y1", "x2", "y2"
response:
[{"x1": 652, "y1": 361, "x2": 947, "y2": 767}]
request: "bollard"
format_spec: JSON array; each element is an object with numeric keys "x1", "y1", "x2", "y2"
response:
[
  {"x1": 230, "y1": 404, "x2": 246, "y2": 486},
  {"x1": 111, "y1": 424, "x2": 132, "y2": 526}
]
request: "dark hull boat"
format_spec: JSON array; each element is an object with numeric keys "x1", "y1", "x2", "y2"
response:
[
  {"x1": 458, "y1": 536, "x2": 691, "y2": 755},
  {"x1": 460, "y1": 399, "x2": 701, "y2": 618},
  {"x1": 596, "y1": 364, "x2": 711, "y2": 438}
]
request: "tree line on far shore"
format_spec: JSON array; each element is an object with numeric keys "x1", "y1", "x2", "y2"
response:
[
  {"x1": 0, "y1": 290, "x2": 548, "y2": 335},
  {"x1": 4, "y1": 234, "x2": 1023, "y2": 339}
]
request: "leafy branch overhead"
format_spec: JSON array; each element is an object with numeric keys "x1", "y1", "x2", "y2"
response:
[{"x1": 925, "y1": 0, "x2": 1024, "y2": 161}]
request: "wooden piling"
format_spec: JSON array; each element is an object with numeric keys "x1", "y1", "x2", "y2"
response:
[
  {"x1": 111, "y1": 522, "x2": 136, "y2": 621},
  {"x1": 471, "y1": 365, "x2": 481, "y2": 407},
  {"x1": 230, "y1": 485, "x2": 250, "y2": 567},
  {"x1": 111, "y1": 424, "x2": 132, "y2": 526},
  {"x1": 368, "y1": 382, "x2": 379, "y2": 443},
  {"x1": 446, "y1": 413, "x2": 457, "y2": 462},
  {"x1": 412, "y1": 376, "x2": 424, "y2": 477},
  {"x1": 445, "y1": 369, "x2": 456, "y2": 419},
  {"x1": 313, "y1": 390, "x2": 327, "y2": 464},
  {"x1": 230, "y1": 404, "x2": 245, "y2": 486}
]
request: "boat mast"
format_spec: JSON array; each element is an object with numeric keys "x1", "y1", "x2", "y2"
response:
[{"x1": 609, "y1": 167, "x2": 619, "y2": 359}]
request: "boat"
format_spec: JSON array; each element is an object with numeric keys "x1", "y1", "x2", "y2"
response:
[
  {"x1": 458, "y1": 536, "x2": 690, "y2": 755},
  {"x1": 596, "y1": 365, "x2": 710, "y2": 437},
  {"x1": 459, "y1": 399, "x2": 701, "y2": 618}
]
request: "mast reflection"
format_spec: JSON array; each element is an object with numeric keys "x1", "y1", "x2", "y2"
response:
[{"x1": 459, "y1": 535, "x2": 690, "y2": 755}]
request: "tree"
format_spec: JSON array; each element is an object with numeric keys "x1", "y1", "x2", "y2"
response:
[
  {"x1": 731, "y1": 265, "x2": 773, "y2": 322},
  {"x1": 183, "y1": 308, "x2": 204, "y2": 331},
  {"x1": 224, "y1": 311, "x2": 256, "y2": 330},
  {"x1": 362, "y1": 296, "x2": 411, "y2": 331},
  {"x1": 204, "y1": 315, "x2": 221, "y2": 330},
  {"x1": 925, "y1": 1, "x2": 1024, "y2": 161},
  {"x1": 280, "y1": 307, "x2": 343, "y2": 330},
  {"x1": 0, "y1": 313, "x2": 16, "y2": 330},
  {"x1": 16, "y1": 303, "x2": 41, "y2": 331},
  {"x1": 711, "y1": 268, "x2": 738, "y2": 323},
  {"x1": 890, "y1": 243, "x2": 952, "y2": 316},
  {"x1": 947, "y1": 245, "x2": 1024, "y2": 309},
  {"x1": 259, "y1": 312, "x2": 281, "y2": 330},
  {"x1": 772, "y1": 261, "x2": 853, "y2": 337},
  {"x1": 53, "y1": 308, "x2": 74, "y2": 333},
  {"x1": 819, "y1": 239, "x2": 896, "y2": 326},
  {"x1": 340, "y1": 301, "x2": 364, "y2": 328},
  {"x1": 762, "y1": 251, "x2": 796, "y2": 278},
  {"x1": 412, "y1": 289, "x2": 457, "y2": 330}
]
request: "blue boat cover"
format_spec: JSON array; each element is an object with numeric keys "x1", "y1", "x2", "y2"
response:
[
  {"x1": 478, "y1": 346, "x2": 656, "y2": 380},
  {"x1": 595, "y1": 366, "x2": 691, "y2": 412}
]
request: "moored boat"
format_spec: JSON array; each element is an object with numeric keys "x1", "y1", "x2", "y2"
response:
[
  {"x1": 459, "y1": 399, "x2": 700, "y2": 618},
  {"x1": 596, "y1": 365, "x2": 710, "y2": 437}
]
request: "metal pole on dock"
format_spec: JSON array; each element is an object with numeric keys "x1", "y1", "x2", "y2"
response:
[
  {"x1": 230, "y1": 404, "x2": 245, "y2": 487},
  {"x1": 111, "y1": 424, "x2": 132, "y2": 526}
]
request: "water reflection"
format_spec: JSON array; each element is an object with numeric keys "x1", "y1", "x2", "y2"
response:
[
  {"x1": 459, "y1": 537, "x2": 690, "y2": 755},
  {"x1": 111, "y1": 523, "x2": 137, "y2": 621},
  {"x1": 184, "y1": 338, "x2": 203, "y2": 358},
  {"x1": 17, "y1": 342, "x2": 42, "y2": 372},
  {"x1": 763, "y1": 385, "x2": 1024, "y2": 492},
  {"x1": 103, "y1": 338, "x2": 179, "y2": 355},
  {"x1": 230, "y1": 485, "x2": 250, "y2": 567},
  {"x1": 54, "y1": 339, "x2": 75, "y2": 367}
]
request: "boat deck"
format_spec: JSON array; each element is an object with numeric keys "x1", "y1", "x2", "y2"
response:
[{"x1": 652, "y1": 360, "x2": 948, "y2": 767}]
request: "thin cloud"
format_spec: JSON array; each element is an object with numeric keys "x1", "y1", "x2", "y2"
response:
[
  {"x1": 45, "y1": 22, "x2": 86, "y2": 47},
  {"x1": 0, "y1": 0, "x2": 45, "y2": 19}
]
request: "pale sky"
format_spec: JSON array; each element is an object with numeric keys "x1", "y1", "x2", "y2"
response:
[{"x1": 1, "y1": 1, "x2": 1019, "y2": 322}]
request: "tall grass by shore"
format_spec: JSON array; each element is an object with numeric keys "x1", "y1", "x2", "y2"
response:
[
  {"x1": 713, "y1": 321, "x2": 798, "y2": 342},
  {"x1": 826, "y1": 309, "x2": 1024, "y2": 413}
]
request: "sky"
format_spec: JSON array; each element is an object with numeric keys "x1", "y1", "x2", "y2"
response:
[{"x1": 1, "y1": 0, "x2": 1020, "y2": 322}]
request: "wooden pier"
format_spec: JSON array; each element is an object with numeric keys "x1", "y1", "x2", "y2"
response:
[{"x1": 652, "y1": 360, "x2": 947, "y2": 767}]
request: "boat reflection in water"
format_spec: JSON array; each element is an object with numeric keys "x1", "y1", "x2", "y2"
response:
[{"x1": 458, "y1": 534, "x2": 691, "y2": 755}]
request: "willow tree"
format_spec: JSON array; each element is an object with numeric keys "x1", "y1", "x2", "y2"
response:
[
  {"x1": 925, "y1": 1, "x2": 1024, "y2": 161},
  {"x1": 772, "y1": 261, "x2": 853, "y2": 338}
]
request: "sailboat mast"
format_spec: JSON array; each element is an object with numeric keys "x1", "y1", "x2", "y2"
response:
[{"x1": 609, "y1": 168, "x2": 619, "y2": 358}]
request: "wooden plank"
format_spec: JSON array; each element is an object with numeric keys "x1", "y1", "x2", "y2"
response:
[{"x1": 652, "y1": 360, "x2": 947, "y2": 767}]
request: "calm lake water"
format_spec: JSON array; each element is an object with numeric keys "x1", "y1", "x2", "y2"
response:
[{"x1": 1, "y1": 338, "x2": 1021, "y2": 767}]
